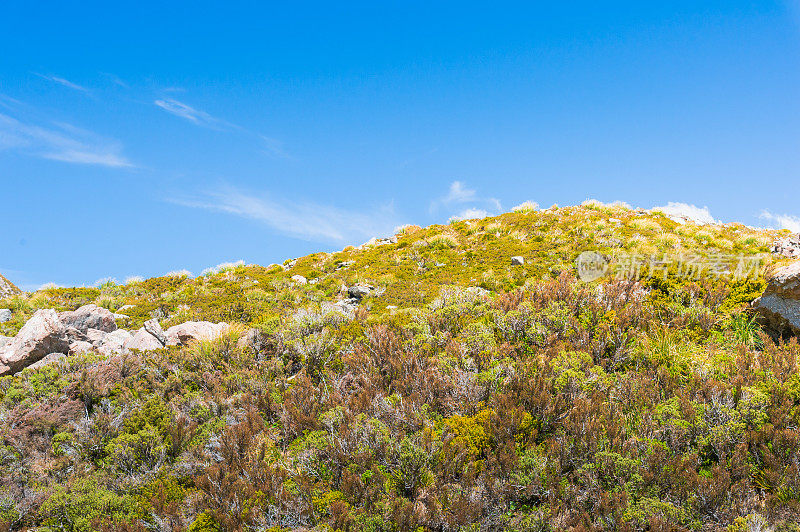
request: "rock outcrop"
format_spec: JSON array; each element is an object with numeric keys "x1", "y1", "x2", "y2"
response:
[
  {"x1": 771, "y1": 234, "x2": 800, "y2": 259},
  {"x1": 59, "y1": 304, "x2": 118, "y2": 333},
  {"x1": 755, "y1": 261, "x2": 800, "y2": 335},
  {"x1": 0, "y1": 274, "x2": 21, "y2": 299},
  {"x1": 0, "y1": 305, "x2": 228, "y2": 375},
  {"x1": 0, "y1": 310, "x2": 69, "y2": 374},
  {"x1": 0, "y1": 309, "x2": 11, "y2": 323}
]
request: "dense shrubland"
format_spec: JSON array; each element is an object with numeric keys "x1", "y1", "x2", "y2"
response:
[{"x1": 1, "y1": 204, "x2": 798, "y2": 531}]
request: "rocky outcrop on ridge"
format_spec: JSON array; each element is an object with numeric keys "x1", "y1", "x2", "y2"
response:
[{"x1": 0, "y1": 304, "x2": 228, "y2": 375}]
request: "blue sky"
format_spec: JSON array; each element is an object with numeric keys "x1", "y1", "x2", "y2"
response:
[{"x1": 1, "y1": 1, "x2": 799, "y2": 290}]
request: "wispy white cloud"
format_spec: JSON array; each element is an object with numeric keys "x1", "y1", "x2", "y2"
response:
[
  {"x1": 443, "y1": 181, "x2": 476, "y2": 204},
  {"x1": 431, "y1": 180, "x2": 502, "y2": 217},
  {"x1": 760, "y1": 210, "x2": 800, "y2": 233},
  {"x1": 652, "y1": 202, "x2": 716, "y2": 224},
  {"x1": 172, "y1": 186, "x2": 398, "y2": 243},
  {"x1": 155, "y1": 98, "x2": 293, "y2": 159},
  {"x1": 154, "y1": 98, "x2": 218, "y2": 127},
  {"x1": 449, "y1": 208, "x2": 490, "y2": 222},
  {"x1": 35, "y1": 73, "x2": 90, "y2": 93},
  {"x1": 0, "y1": 112, "x2": 134, "y2": 168}
]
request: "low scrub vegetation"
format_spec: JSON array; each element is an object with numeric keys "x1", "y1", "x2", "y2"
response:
[{"x1": 0, "y1": 206, "x2": 798, "y2": 531}]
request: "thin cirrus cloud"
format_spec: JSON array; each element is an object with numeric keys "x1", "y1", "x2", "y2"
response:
[
  {"x1": 0, "y1": 111, "x2": 134, "y2": 168},
  {"x1": 760, "y1": 210, "x2": 800, "y2": 233},
  {"x1": 154, "y1": 98, "x2": 220, "y2": 128},
  {"x1": 34, "y1": 73, "x2": 91, "y2": 93},
  {"x1": 155, "y1": 98, "x2": 291, "y2": 159},
  {"x1": 171, "y1": 186, "x2": 399, "y2": 244}
]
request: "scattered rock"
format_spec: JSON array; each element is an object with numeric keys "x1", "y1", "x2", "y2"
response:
[
  {"x1": 511, "y1": 256, "x2": 525, "y2": 265},
  {"x1": 348, "y1": 285, "x2": 373, "y2": 299},
  {"x1": 165, "y1": 321, "x2": 229, "y2": 346},
  {"x1": 0, "y1": 309, "x2": 11, "y2": 323},
  {"x1": 59, "y1": 304, "x2": 118, "y2": 333},
  {"x1": 0, "y1": 309, "x2": 69, "y2": 375},
  {"x1": 336, "y1": 260, "x2": 355, "y2": 270},
  {"x1": 755, "y1": 261, "x2": 800, "y2": 335},
  {"x1": 143, "y1": 319, "x2": 168, "y2": 345},
  {"x1": 291, "y1": 275, "x2": 308, "y2": 285},
  {"x1": 771, "y1": 234, "x2": 800, "y2": 259},
  {"x1": 117, "y1": 304, "x2": 137, "y2": 312}
]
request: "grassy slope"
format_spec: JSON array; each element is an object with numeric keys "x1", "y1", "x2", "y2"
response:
[{"x1": 0, "y1": 203, "x2": 798, "y2": 531}]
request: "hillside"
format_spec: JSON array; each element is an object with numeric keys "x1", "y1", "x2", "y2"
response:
[{"x1": 1, "y1": 202, "x2": 799, "y2": 531}]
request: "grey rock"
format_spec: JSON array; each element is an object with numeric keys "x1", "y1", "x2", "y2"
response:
[
  {"x1": 0, "y1": 309, "x2": 11, "y2": 323},
  {"x1": 347, "y1": 285, "x2": 373, "y2": 299},
  {"x1": 143, "y1": 319, "x2": 167, "y2": 346},
  {"x1": 291, "y1": 275, "x2": 307, "y2": 285},
  {"x1": 755, "y1": 261, "x2": 800, "y2": 335},
  {"x1": 59, "y1": 304, "x2": 117, "y2": 333},
  {"x1": 0, "y1": 309, "x2": 69, "y2": 375},
  {"x1": 0, "y1": 336, "x2": 10, "y2": 350},
  {"x1": 511, "y1": 256, "x2": 525, "y2": 265}
]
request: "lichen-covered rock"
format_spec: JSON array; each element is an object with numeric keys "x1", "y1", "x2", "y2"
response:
[
  {"x1": 0, "y1": 309, "x2": 68, "y2": 375},
  {"x1": 165, "y1": 321, "x2": 229, "y2": 346},
  {"x1": 59, "y1": 304, "x2": 118, "y2": 333},
  {"x1": 0, "y1": 309, "x2": 11, "y2": 323},
  {"x1": 755, "y1": 261, "x2": 800, "y2": 335},
  {"x1": 143, "y1": 318, "x2": 167, "y2": 345}
]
